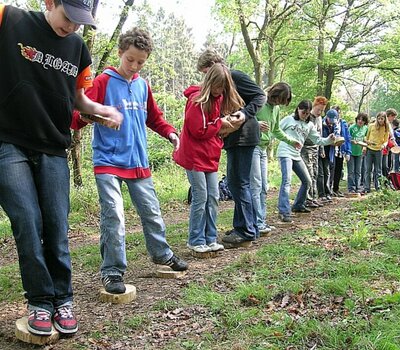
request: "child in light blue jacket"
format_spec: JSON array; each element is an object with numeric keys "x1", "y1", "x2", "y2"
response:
[{"x1": 277, "y1": 100, "x2": 334, "y2": 222}]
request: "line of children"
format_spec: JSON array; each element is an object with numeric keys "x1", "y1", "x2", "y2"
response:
[{"x1": 4, "y1": 0, "x2": 397, "y2": 338}]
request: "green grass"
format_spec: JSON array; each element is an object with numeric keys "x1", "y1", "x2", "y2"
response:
[
  {"x1": 0, "y1": 265, "x2": 23, "y2": 302},
  {"x1": 163, "y1": 190, "x2": 400, "y2": 350}
]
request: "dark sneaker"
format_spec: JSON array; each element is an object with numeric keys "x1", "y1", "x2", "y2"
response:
[
  {"x1": 102, "y1": 275, "x2": 126, "y2": 294},
  {"x1": 222, "y1": 231, "x2": 249, "y2": 244},
  {"x1": 312, "y1": 200, "x2": 323, "y2": 207},
  {"x1": 53, "y1": 304, "x2": 78, "y2": 334},
  {"x1": 292, "y1": 206, "x2": 311, "y2": 213},
  {"x1": 305, "y1": 200, "x2": 318, "y2": 208},
  {"x1": 333, "y1": 190, "x2": 344, "y2": 197},
  {"x1": 27, "y1": 308, "x2": 52, "y2": 336},
  {"x1": 165, "y1": 255, "x2": 188, "y2": 271},
  {"x1": 325, "y1": 195, "x2": 333, "y2": 201},
  {"x1": 279, "y1": 214, "x2": 293, "y2": 223}
]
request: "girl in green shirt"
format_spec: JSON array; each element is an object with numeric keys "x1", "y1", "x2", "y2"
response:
[{"x1": 347, "y1": 113, "x2": 369, "y2": 193}]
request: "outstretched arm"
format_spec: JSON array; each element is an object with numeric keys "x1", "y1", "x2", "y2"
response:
[{"x1": 74, "y1": 88, "x2": 123, "y2": 130}]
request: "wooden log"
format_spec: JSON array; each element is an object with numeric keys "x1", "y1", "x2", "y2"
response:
[
  {"x1": 345, "y1": 192, "x2": 361, "y2": 198},
  {"x1": 190, "y1": 250, "x2": 221, "y2": 259},
  {"x1": 99, "y1": 284, "x2": 137, "y2": 304},
  {"x1": 15, "y1": 317, "x2": 59, "y2": 345},
  {"x1": 223, "y1": 240, "x2": 252, "y2": 249},
  {"x1": 155, "y1": 266, "x2": 187, "y2": 279}
]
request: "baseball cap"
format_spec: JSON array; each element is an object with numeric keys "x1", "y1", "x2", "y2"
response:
[
  {"x1": 61, "y1": 0, "x2": 97, "y2": 29},
  {"x1": 326, "y1": 109, "x2": 338, "y2": 121}
]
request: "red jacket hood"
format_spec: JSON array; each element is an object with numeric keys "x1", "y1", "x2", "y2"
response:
[{"x1": 184, "y1": 85, "x2": 201, "y2": 99}]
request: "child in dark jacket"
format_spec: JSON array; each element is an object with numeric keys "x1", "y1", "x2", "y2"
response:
[
  {"x1": 0, "y1": 1, "x2": 122, "y2": 336},
  {"x1": 174, "y1": 63, "x2": 243, "y2": 253},
  {"x1": 328, "y1": 106, "x2": 351, "y2": 197}
]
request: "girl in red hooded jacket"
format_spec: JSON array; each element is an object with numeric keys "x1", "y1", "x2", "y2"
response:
[{"x1": 174, "y1": 63, "x2": 244, "y2": 253}]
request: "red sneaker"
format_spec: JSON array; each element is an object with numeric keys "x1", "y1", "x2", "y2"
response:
[
  {"x1": 53, "y1": 304, "x2": 78, "y2": 334},
  {"x1": 27, "y1": 308, "x2": 52, "y2": 336}
]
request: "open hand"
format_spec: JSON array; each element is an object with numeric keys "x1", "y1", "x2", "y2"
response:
[{"x1": 259, "y1": 121, "x2": 270, "y2": 132}]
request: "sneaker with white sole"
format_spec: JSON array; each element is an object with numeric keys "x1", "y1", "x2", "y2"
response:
[
  {"x1": 102, "y1": 275, "x2": 126, "y2": 294},
  {"x1": 53, "y1": 304, "x2": 78, "y2": 334},
  {"x1": 164, "y1": 254, "x2": 188, "y2": 271},
  {"x1": 259, "y1": 224, "x2": 276, "y2": 234},
  {"x1": 187, "y1": 244, "x2": 212, "y2": 253},
  {"x1": 27, "y1": 308, "x2": 52, "y2": 336},
  {"x1": 208, "y1": 242, "x2": 224, "y2": 251}
]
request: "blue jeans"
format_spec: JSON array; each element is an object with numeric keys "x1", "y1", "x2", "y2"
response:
[
  {"x1": 0, "y1": 143, "x2": 72, "y2": 313},
  {"x1": 95, "y1": 174, "x2": 173, "y2": 277},
  {"x1": 347, "y1": 155, "x2": 363, "y2": 192},
  {"x1": 393, "y1": 153, "x2": 400, "y2": 172},
  {"x1": 365, "y1": 149, "x2": 382, "y2": 191},
  {"x1": 317, "y1": 155, "x2": 331, "y2": 198},
  {"x1": 226, "y1": 146, "x2": 257, "y2": 240},
  {"x1": 278, "y1": 157, "x2": 311, "y2": 215},
  {"x1": 250, "y1": 146, "x2": 268, "y2": 229},
  {"x1": 186, "y1": 170, "x2": 219, "y2": 246}
]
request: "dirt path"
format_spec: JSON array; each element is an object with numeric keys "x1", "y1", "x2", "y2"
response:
[{"x1": 0, "y1": 194, "x2": 362, "y2": 350}]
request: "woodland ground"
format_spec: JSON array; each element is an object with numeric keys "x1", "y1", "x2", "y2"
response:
[{"x1": 0, "y1": 187, "x2": 399, "y2": 350}]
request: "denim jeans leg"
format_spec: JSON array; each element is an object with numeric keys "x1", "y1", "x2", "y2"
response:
[
  {"x1": 95, "y1": 174, "x2": 127, "y2": 277},
  {"x1": 317, "y1": 157, "x2": 325, "y2": 197},
  {"x1": 354, "y1": 155, "x2": 362, "y2": 191},
  {"x1": 292, "y1": 159, "x2": 311, "y2": 209},
  {"x1": 226, "y1": 146, "x2": 257, "y2": 240},
  {"x1": 126, "y1": 177, "x2": 173, "y2": 264},
  {"x1": 250, "y1": 146, "x2": 266, "y2": 229},
  {"x1": 364, "y1": 149, "x2": 373, "y2": 192},
  {"x1": 204, "y1": 172, "x2": 219, "y2": 244},
  {"x1": 394, "y1": 154, "x2": 400, "y2": 172},
  {"x1": 347, "y1": 156, "x2": 356, "y2": 192},
  {"x1": 278, "y1": 157, "x2": 293, "y2": 215},
  {"x1": 374, "y1": 150, "x2": 383, "y2": 190},
  {"x1": 186, "y1": 170, "x2": 208, "y2": 246},
  {"x1": 0, "y1": 143, "x2": 71, "y2": 313},
  {"x1": 360, "y1": 155, "x2": 366, "y2": 188},
  {"x1": 260, "y1": 148, "x2": 268, "y2": 223}
]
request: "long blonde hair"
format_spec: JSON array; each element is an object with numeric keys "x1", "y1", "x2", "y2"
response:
[
  {"x1": 375, "y1": 111, "x2": 390, "y2": 131},
  {"x1": 193, "y1": 63, "x2": 244, "y2": 115}
]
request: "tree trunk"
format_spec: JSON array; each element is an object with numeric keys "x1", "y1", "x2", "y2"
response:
[
  {"x1": 97, "y1": 0, "x2": 135, "y2": 74},
  {"x1": 267, "y1": 38, "x2": 275, "y2": 86},
  {"x1": 324, "y1": 68, "x2": 335, "y2": 101},
  {"x1": 236, "y1": 0, "x2": 263, "y2": 86},
  {"x1": 317, "y1": 28, "x2": 324, "y2": 96}
]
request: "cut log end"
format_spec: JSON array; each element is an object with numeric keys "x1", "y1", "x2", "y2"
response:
[
  {"x1": 99, "y1": 284, "x2": 137, "y2": 304},
  {"x1": 190, "y1": 250, "x2": 222, "y2": 258},
  {"x1": 15, "y1": 317, "x2": 59, "y2": 345},
  {"x1": 155, "y1": 266, "x2": 187, "y2": 279}
]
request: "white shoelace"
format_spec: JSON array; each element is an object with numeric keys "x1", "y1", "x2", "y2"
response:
[
  {"x1": 56, "y1": 306, "x2": 73, "y2": 319},
  {"x1": 30, "y1": 310, "x2": 50, "y2": 320}
]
